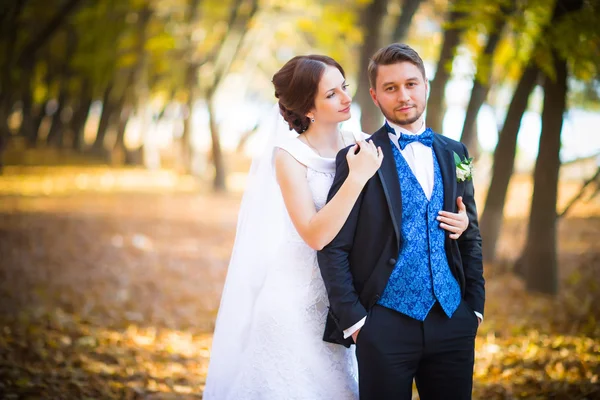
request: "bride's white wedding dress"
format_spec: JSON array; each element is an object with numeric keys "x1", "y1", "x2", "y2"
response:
[{"x1": 204, "y1": 133, "x2": 359, "y2": 400}]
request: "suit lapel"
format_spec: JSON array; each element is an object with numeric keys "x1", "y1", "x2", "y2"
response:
[
  {"x1": 371, "y1": 127, "x2": 402, "y2": 249},
  {"x1": 432, "y1": 134, "x2": 457, "y2": 213}
]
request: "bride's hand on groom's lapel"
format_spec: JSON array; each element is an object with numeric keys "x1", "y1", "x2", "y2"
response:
[
  {"x1": 347, "y1": 140, "x2": 383, "y2": 185},
  {"x1": 436, "y1": 197, "x2": 469, "y2": 240}
]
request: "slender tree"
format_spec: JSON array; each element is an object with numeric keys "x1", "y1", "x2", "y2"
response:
[
  {"x1": 459, "y1": 0, "x2": 515, "y2": 157},
  {"x1": 179, "y1": 0, "x2": 202, "y2": 174},
  {"x1": 480, "y1": 63, "x2": 539, "y2": 261},
  {"x1": 391, "y1": 0, "x2": 423, "y2": 44},
  {"x1": 203, "y1": 0, "x2": 259, "y2": 191},
  {"x1": 354, "y1": 0, "x2": 389, "y2": 134},
  {"x1": 426, "y1": 2, "x2": 466, "y2": 133}
]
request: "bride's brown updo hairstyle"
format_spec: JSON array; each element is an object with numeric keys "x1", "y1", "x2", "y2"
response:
[{"x1": 272, "y1": 55, "x2": 346, "y2": 134}]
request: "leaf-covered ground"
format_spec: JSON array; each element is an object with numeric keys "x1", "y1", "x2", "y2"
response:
[{"x1": 0, "y1": 166, "x2": 598, "y2": 399}]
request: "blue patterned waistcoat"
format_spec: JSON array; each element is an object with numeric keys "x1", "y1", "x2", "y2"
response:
[{"x1": 378, "y1": 141, "x2": 461, "y2": 320}]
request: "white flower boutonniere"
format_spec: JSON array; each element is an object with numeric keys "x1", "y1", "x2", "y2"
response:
[{"x1": 453, "y1": 151, "x2": 474, "y2": 182}]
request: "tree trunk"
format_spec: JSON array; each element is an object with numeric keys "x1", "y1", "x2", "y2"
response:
[
  {"x1": 480, "y1": 63, "x2": 539, "y2": 261},
  {"x1": 355, "y1": 0, "x2": 389, "y2": 134},
  {"x1": 392, "y1": 0, "x2": 423, "y2": 42},
  {"x1": 426, "y1": 4, "x2": 466, "y2": 133},
  {"x1": 459, "y1": 6, "x2": 510, "y2": 157},
  {"x1": 127, "y1": 5, "x2": 153, "y2": 168},
  {"x1": 210, "y1": 0, "x2": 258, "y2": 86},
  {"x1": 516, "y1": 58, "x2": 567, "y2": 295},
  {"x1": 17, "y1": 0, "x2": 84, "y2": 68},
  {"x1": 92, "y1": 83, "x2": 114, "y2": 153},
  {"x1": 46, "y1": 27, "x2": 77, "y2": 148},
  {"x1": 181, "y1": 82, "x2": 195, "y2": 173},
  {"x1": 0, "y1": 2, "x2": 25, "y2": 173},
  {"x1": 31, "y1": 100, "x2": 49, "y2": 146},
  {"x1": 460, "y1": 79, "x2": 486, "y2": 159},
  {"x1": 203, "y1": 0, "x2": 258, "y2": 189},
  {"x1": 19, "y1": 78, "x2": 36, "y2": 142},
  {"x1": 179, "y1": 0, "x2": 202, "y2": 173},
  {"x1": 28, "y1": 51, "x2": 55, "y2": 147},
  {"x1": 516, "y1": 0, "x2": 583, "y2": 294},
  {"x1": 46, "y1": 89, "x2": 69, "y2": 147},
  {"x1": 113, "y1": 103, "x2": 131, "y2": 154},
  {"x1": 0, "y1": 95, "x2": 9, "y2": 173},
  {"x1": 207, "y1": 97, "x2": 226, "y2": 191},
  {"x1": 70, "y1": 92, "x2": 92, "y2": 151}
]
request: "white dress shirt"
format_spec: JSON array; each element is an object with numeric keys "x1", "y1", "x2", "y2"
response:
[{"x1": 343, "y1": 120, "x2": 482, "y2": 340}]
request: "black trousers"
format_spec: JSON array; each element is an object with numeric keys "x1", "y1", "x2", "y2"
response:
[{"x1": 355, "y1": 300, "x2": 478, "y2": 400}]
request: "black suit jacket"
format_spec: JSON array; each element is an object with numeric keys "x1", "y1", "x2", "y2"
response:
[{"x1": 317, "y1": 126, "x2": 485, "y2": 348}]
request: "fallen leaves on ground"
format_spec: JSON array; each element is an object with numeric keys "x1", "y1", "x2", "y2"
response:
[{"x1": 0, "y1": 167, "x2": 598, "y2": 399}]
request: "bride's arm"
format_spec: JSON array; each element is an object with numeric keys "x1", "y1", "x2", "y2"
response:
[{"x1": 274, "y1": 144, "x2": 378, "y2": 251}]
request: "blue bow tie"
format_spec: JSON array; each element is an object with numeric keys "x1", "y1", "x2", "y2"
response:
[{"x1": 385, "y1": 122, "x2": 434, "y2": 150}]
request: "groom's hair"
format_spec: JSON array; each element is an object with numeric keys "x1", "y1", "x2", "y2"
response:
[{"x1": 368, "y1": 44, "x2": 426, "y2": 89}]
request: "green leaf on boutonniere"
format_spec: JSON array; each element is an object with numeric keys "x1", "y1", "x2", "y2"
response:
[{"x1": 453, "y1": 152, "x2": 462, "y2": 165}]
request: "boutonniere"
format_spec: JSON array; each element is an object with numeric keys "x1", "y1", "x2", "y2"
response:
[{"x1": 453, "y1": 151, "x2": 474, "y2": 182}]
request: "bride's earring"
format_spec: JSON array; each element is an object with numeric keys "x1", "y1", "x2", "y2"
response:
[{"x1": 310, "y1": 117, "x2": 315, "y2": 123}]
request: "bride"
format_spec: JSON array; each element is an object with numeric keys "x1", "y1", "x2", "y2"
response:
[{"x1": 203, "y1": 55, "x2": 469, "y2": 399}]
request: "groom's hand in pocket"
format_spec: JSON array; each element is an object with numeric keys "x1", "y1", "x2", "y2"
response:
[{"x1": 351, "y1": 329, "x2": 361, "y2": 344}]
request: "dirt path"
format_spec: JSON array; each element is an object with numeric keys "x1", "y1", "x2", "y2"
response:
[{"x1": 0, "y1": 167, "x2": 598, "y2": 399}]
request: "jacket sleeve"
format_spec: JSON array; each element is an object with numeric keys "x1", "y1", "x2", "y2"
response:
[
  {"x1": 457, "y1": 143, "x2": 485, "y2": 316},
  {"x1": 316, "y1": 147, "x2": 368, "y2": 331}
]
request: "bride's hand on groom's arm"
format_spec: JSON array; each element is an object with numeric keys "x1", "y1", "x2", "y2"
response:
[{"x1": 436, "y1": 196, "x2": 469, "y2": 240}]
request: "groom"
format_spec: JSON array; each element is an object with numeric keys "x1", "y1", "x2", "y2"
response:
[{"x1": 317, "y1": 43, "x2": 485, "y2": 399}]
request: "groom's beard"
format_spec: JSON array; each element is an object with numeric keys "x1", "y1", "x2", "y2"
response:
[{"x1": 379, "y1": 104, "x2": 424, "y2": 127}]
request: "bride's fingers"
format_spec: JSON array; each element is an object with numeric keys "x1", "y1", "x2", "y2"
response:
[
  {"x1": 437, "y1": 211, "x2": 465, "y2": 221},
  {"x1": 437, "y1": 215, "x2": 468, "y2": 232},
  {"x1": 436, "y1": 215, "x2": 461, "y2": 225},
  {"x1": 359, "y1": 141, "x2": 377, "y2": 157},
  {"x1": 439, "y1": 222, "x2": 462, "y2": 233},
  {"x1": 364, "y1": 141, "x2": 375, "y2": 155},
  {"x1": 346, "y1": 144, "x2": 359, "y2": 160},
  {"x1": 356, "y1": 141, "x2": 369, "y2": 155}
]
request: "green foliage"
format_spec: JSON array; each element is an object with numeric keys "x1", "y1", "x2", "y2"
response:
[
  {"x1": 5, "y1": 0, "x2": 596, "y2": 128},
  {"x1": 295, "y1": 2, "x2": 362, "y2": 73},
  {"x1": 460, "y1": 0, "x2": 553, "y2": 83},
  {"x1": 549, "y1": 0, "x2": 600, "y2": 82}
]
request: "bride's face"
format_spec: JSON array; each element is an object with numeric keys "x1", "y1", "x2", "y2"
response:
[{"x1": 308, "y1": 66, "x2": 352, "y2": 125}]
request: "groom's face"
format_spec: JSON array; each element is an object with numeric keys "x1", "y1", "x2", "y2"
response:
[{"x1": 369, "y1": 61, "x2": 428, "y2": 133}]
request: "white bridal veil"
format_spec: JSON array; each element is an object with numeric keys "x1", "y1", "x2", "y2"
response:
[{"x1": 203, "y1": 105, "x2": 298, "y2": 398}]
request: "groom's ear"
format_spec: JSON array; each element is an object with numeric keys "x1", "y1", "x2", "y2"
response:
[{"x1": 369, "y1": 88, "x2": 379, "y2": 107}]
